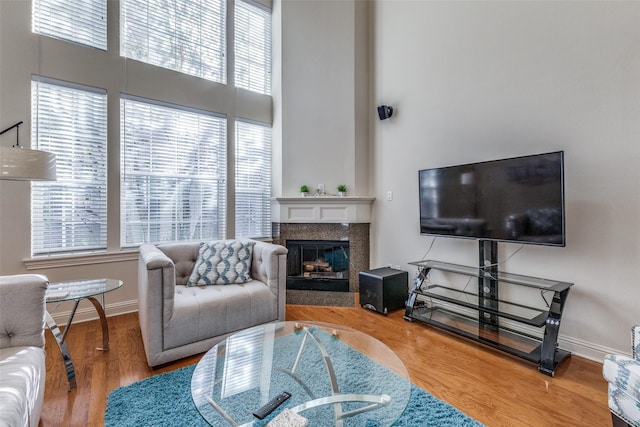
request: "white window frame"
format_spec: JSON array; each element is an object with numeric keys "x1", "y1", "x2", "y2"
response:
[
  {"x1": 235, "y1": 0, "x2": 272, "y2": 95},
  {"x1": 24, "y1": 0, "x2": 274, "y2": 263},
  {"x1": 120, "y1": 95, "x2": 228, "y2": 247},
  {"x1": 32, "y1": 0, "x2": 108, "y2": 50},
  {"x1": 235, "y1": 119, "x2": 272, "y2": 239},
  {"x1": 120, "y1": 0, "x2": 227, "y2": 84},
  {"x1": 31, "y1": 76, "x2": 108, "y2": 256}
]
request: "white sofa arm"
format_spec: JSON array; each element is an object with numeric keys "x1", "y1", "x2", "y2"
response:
[
  {"x1": 138, "y1": 244, "x2": 178, "y2": 366},
  {"x1": 0, "y1": 275, "x2": 48, "y2": 349}
]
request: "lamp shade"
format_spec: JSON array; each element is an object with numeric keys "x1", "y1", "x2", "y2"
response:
[{"x1": 0, "y1": 146, "x2": 57, "y2": 181}]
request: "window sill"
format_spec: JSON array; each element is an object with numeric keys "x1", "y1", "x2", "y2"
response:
[{"x1": 24, "y1": 250, "x2": 139, "y2": 270}]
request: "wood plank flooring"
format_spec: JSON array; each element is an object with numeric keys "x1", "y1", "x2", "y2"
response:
[{"x1": 41, "y1": 302, "x2": 610, "y2": 427}]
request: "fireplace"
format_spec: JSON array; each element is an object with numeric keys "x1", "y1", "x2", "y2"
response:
[
  {"x1": 286, "y1": 240, "x2": 350, "y2": 292},
  {"x1": 271, "y1": 196, "x2": 374, "y2": 306}
]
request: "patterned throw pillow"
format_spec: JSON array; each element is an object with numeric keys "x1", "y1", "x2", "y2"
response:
[{"x1": 187, "y1": 240, "x2": 255, "y2": 286}]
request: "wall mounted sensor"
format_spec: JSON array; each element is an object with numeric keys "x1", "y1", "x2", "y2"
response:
[{"x1": 377, "y1": 105, "x2": 393, "y2": 120}]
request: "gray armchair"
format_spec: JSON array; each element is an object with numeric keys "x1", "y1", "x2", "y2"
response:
[
  {"x1": 0, "y1": 274, "x2": 48, "y2": 427},
  {"x1": 138, "y1": 240, "x2": 288, "y2": 367}
]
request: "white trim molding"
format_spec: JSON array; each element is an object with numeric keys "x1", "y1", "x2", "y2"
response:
[
  {"x1": 272, "y1": 196, "x2": 375, "y2": 223},
  {"x1": 24, "y1": 250, "x2": 138, "y2": 270},
  {"x1": 47, "y1": 298, "x2": 139, "y2": 325}
]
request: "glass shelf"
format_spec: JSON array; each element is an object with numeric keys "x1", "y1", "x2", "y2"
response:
[
  {"x1": 409, "y1": 305, "x2": 542, "y2": 362},
  {"x1": 409, "y1": 260, "x2": 573, "y2": 292},
  {"x1": 416, "y1": 284, "x2": 548, "y2": 327}
]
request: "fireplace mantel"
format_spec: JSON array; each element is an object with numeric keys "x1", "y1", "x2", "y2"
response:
[{"x1": 271, "y1": 196, "x2": 375, "y2": 223}]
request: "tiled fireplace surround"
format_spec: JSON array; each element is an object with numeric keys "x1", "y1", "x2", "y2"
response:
[{"x1": 271, "y1": 197, "x2": 374, "y2": 306}]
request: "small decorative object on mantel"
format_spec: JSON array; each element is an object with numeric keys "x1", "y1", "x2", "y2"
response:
[
  {"x1": 300, "y1": 185, "x2": 310, "y2": 197},
  {"x1": 337, "y1": 184, "x2": 347, "y2": 197}
]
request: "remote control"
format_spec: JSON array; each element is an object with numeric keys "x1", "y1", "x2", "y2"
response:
[{"x1": 252, "y1": 391, "x2": 291, "y2": 420}]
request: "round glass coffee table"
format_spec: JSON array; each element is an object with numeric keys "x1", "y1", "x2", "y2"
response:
[{"x1": 191, "y1": 321, "x2": 411, "y2": 426}]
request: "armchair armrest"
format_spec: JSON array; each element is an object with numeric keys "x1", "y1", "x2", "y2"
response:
[
  {"x1": 139, "y1": 244, "x2": 177, "y2": 321},
  {"x1": 251, "y1": 241, "x2": 288, "y2": 320},
  {"x1": 0, "y1": 274, "x2": 48, "y2": 349},
  {"x1": 138, "y1": 244, "x2": 178, "y2": 366}
]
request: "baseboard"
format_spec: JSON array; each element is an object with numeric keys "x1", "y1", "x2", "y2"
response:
[
  {"x1": 49, "y1": 298, "x2": 624, "y2": 363},
  {"x1": 286, "y1": 290, "x2": 355, "y2": 307},
  {"x1": 500, "y1": 318, "x2": 630, "y2": 362},
  {"x1": 47, "y1": 299, "x2": 139, "y2": 325},
  {"x1": 498, "y1": 317, "x2": 627, "y2": 362},
  {"x1": 558, "y1": 335, "x2": 631, "y2": 362}
]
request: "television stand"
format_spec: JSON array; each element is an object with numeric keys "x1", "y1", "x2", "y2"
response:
[{"x1": 404, "y1": 243, "x2": 573, "y2": 376}]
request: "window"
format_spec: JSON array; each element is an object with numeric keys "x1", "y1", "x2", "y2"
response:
[
  {"x1": 235, "y1": 120, "x2": 271, "y2": 238},
  {"x1": 31, "y1": 77, "x2": 108, "y2": 256},
  {"x1": 235, "y1": 0, "x2": 272, "y2": 95},
  {"x1": 32, "y1": 0, "x2": 107, "y2": 50},
  {"x1": 120, "y1": 96, "x2": 227, "y2": 247},
  {"x1": 120, "y1": 0, "x2": 226, "y2": 83},
  {"x1": 26, "y1": 0, "x2": 274, "y2": 257}
]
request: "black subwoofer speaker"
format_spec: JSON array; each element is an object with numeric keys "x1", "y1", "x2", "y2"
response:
[{"x1": 359, "y1": 267, "x2": 408, "y2": 315}]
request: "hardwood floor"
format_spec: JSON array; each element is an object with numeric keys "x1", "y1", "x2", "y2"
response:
[{"x1": 41, "y1": 302, "x2": 610, "y2": 427}]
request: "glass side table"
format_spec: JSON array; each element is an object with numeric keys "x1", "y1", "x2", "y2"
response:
[{"x1": 45, "y1": 278, "x2": 122, "y2": 390}]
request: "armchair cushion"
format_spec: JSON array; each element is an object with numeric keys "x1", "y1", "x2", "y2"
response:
[
  {"x1": 187, "y1": 240, "x2": 255, "y2": 286},
  {"x1": 0, "y1": 274, "x2": 48, "y2": 427},
  {"x1": 0, "y1": 346, "x2": 46, "y2": 427}
]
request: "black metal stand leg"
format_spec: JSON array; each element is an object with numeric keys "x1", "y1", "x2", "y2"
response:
[
  {"x1": 404, "y1": 267, "x2": 428, "y2": 321},
  {"x1": 539, "y1": 288, "x2": 570, "y2": 376},
  {"x1": 478, "y1": 240, "x2": 499, "y2": 328}
]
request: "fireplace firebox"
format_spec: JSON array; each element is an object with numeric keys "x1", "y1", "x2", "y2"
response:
[{"x1": 286, "y1": 240, "x2": 350, "y2": 292}]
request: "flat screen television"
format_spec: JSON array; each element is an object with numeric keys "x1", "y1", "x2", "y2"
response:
[{"x1": 418, "y1": 151, "x2": 565, "y2": 246}]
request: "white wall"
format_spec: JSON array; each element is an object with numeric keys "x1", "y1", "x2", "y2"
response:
[
  {"x1": 370, "y1": 0, "x2": 640, "y2": 359},
  {"x1": 279, "y1": 0, "x2": 369, "y2": 196}
]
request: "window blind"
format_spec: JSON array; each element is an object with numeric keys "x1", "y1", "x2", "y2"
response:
[
  {"x1": 31, "y1": 77, "x2": 108, "y2": 256},
  {"x1": 32, "y1": 0, "x2": 107, "y2": 50},
  {"x1": 235, "y1": 120, "x2": 271, "y2": 239},
  {"x1": 235, "y1": 0, "x2": 272, "y2": 95},
  {"x1": 120, "y1": 0, "x2": 226, "y2": 84},
  {"x1": 120, "y1": 96, "x2": 227, "y2": 247}
]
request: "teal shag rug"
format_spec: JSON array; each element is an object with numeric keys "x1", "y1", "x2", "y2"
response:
[{"x1": 105, "y1": 364, "x2": 483, "y2": 426}]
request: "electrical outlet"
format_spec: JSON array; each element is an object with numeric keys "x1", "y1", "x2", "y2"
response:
[{"x1": 386, "y1": 191, "x2": 393, "y2": 201}]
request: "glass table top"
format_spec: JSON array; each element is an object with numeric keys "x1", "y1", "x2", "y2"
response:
[
  {"x1": 191, "y1": 321, "x2": 411, "y2": 427},
  {"x1": 45, "y1": 278, "x2": 123, "y2": 302}
]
